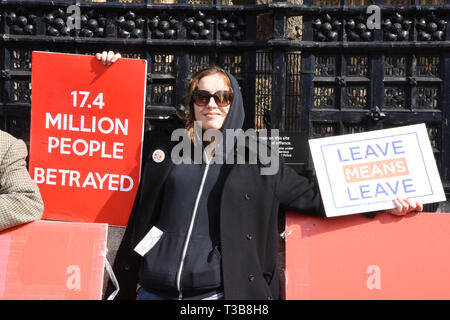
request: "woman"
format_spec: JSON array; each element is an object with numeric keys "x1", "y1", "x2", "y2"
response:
[{"x1": 98, "y1": 51, "x2": 422, "y2": 300}]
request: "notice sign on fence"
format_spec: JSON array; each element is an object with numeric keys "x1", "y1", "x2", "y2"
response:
[
  {"x1": 309, "y1": 123, "x2": 445, "y2": 217},
  {"x1": 29, "y1": 51, "x2": 147, "y2": 226}
]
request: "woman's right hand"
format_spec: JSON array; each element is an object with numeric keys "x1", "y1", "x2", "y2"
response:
[{"x1": 95, "y1": 51, "x2": 121, "y2": 66}]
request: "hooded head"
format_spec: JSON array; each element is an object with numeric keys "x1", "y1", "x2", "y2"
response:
[
  {"x1": 174, "y1": 67, "x2": 278, "y2": 174},
  {"x1": 185, "y1": 66, "x2": 245, "y2": 139}
]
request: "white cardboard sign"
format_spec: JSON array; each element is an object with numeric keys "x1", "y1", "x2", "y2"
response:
[{"x1": 309, "y1": 123, "x2": 446, "y2": 217}]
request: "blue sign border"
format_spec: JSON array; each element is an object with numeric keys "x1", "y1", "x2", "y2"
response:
[{"x1": 320, "y1": 132, "x2": 434, "y2": 210}]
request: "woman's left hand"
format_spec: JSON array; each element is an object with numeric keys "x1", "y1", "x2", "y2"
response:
[{"x1": 384, "y1": 198, "x2": 423, "y2": 216}]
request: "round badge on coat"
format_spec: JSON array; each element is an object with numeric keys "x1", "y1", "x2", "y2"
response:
[{"x1": 152, "y1": 149, "x2": 165, "y2": 163}]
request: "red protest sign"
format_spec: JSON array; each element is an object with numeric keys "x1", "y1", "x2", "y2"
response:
[
  {"x1": 285, "y1": 212, "x2": 450, "y2": 299},
  {"x1": 0, "y1": 220, "x2": 108, "y2": 300},
  {"x1": 29, "y1": 51, "x2": 146, "y2": 226}
]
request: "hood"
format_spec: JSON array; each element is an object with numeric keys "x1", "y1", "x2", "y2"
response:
[
  {"x1": 208, "y1": 71, "x2": 245, "y2": 164},
  {"x1": 221, "y1": 71, "x2": 245, "y2": 131}
]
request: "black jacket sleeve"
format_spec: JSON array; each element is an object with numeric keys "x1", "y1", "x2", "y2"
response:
[{"x1": 274, "y1": 157, "x2": 325, "y2": 217}]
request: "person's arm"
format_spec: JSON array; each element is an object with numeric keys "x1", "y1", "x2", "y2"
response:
[
  {"x1": 0, "y1": 138, "x2": 44, "y2": 231},
  {"x1": 274, "y1": 158, "x2": 325, "y2": 217},
  {"x1": 275, "y1": 158, "x2": 423, "y2": 218}
]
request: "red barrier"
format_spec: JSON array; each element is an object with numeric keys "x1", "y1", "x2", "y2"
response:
[
  {"x1": 0, "y1": 220, "x2": 107, "y2": 300},
  {"x1": 285, "y1": 212, "x2": 450, "y2": 299}
]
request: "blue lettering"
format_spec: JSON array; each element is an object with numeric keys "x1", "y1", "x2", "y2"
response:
[
  {"x1": 374, "y1": 183, "x2": 389, "y2": 197},
  {"x1": 359, "y1": 184, "x2": 372, "y2": 199},
  {"x1": 402, "y1": 178, "x2": 415, "y2": 193},
  {"x1": 376, "y1": 143, "x2": 389, "y2": 156},
  {"x1": 365, "y1": 145, "x2": 378, "y2": 159},
  {"x1": 386, "y1": 180, "x2": 400, "y2": 195},
  {"x1": 392, "y1": 140, "x2": 405, "y2": 155},
  {"x1": 346, "y1": 179, "x2": 415, "y2": 202},
  {"x1": 337, "y1": 149, "x2": 349, "y2": 162},
  {"x1": 341, "y1": 141, "x2": 405, "y2": 163},
  {"x1": 347, "y1": 187, "x2": 359, "y2": 201},
  {"x1": 350, "y1": 147, "x2": 362, "y2": 160}
]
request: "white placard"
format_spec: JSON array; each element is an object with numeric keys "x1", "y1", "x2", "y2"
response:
[
  {"x1": 134, "y1": 226, "x2": 163, "y2": 257},
  {"x1": 309, "y1": 123, "x2": 446, "y2": 217}
]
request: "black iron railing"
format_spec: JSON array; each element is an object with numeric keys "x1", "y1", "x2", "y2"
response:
[{"x1": 0, "y1": 0, "x2": 449, "y2": 203}]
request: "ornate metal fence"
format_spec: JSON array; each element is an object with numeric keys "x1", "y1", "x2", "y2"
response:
[
  {"x1": 279, "y1": 0, "x2": 449, "y2": 208},
  {"x1": 0, "y1": 0, "x2": 449, "y2": 202}
]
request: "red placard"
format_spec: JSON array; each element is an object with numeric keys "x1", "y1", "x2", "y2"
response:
[
  {"x1": 29, "y1": 51, "x2": 146, "y2": 226},
  {"x1": 0, "y1": 220, "x2": 107, "y2": 300},
  {"x1": 285, "y1": 212, "x2": 450, "y2": 299}
]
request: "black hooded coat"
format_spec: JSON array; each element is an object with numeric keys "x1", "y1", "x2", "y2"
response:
[{"x1": 105, "y1": 71, "x2": 324, "y2": 300}]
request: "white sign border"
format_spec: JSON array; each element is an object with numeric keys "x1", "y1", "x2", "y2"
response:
[{"x1": 309, "y1": 123, "x2": 446, "y2": 217}]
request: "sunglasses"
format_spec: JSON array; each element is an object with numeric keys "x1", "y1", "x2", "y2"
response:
[{"x1": 192, "y1": 90, "x2": 233, "y2": 107}]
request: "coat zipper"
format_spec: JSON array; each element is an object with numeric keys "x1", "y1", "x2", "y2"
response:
[{"x1": 176, "y1": 156, "x2": 211, "y2": 300}]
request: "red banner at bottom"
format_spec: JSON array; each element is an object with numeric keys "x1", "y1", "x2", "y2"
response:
[
  {"x1": 0, "y1": 220, "x2": 107, "y2": 300},
  {"x1": 286, "y1": 212, "x2": 450, "y2": 299}
]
